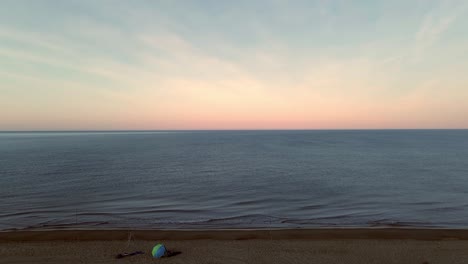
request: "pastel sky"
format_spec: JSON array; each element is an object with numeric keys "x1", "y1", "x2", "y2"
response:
[{"x1": 1, "y1": 0, "x2": 468, "y2": 130}]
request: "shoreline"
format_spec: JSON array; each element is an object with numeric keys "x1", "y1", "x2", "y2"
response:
[{"x1": 2, "y1": 228, "x2": 468, "y2": 242}]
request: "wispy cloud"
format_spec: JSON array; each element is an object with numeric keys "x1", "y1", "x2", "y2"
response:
[{"x1": 411, "y1": 1, "x2": 466, "y2": 60}]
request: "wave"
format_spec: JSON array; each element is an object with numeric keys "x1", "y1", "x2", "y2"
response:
[{"x1": 6, "y1": 213, "x2": 463, "y2": 231}]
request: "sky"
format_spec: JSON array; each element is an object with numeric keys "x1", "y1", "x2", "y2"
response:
[{"x1": 1, "y1": 0, "x2": 468, "y2": 130}]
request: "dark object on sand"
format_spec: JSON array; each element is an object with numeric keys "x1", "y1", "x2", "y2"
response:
[
  {"x1": 115, "y1": 251, "x2": 144, "y2": 259},
  {"x1": 166, "y1": 250, "x2": 182, "y2": 257}
]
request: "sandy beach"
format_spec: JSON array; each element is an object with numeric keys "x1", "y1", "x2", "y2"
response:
[{"x1": 1, "y1": 229, "x2": 468, "y2": 263}]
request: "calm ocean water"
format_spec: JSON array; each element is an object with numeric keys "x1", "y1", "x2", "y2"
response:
[{"x1": 1, "y1": 130, "x2": 468, "y2": 230}]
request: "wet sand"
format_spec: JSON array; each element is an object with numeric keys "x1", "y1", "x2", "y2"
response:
[{"x1": 1, "y1": 229, "x2": 468, "y2": 263}]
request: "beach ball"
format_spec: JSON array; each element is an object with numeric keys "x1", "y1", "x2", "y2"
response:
[{"x1": 152, "y1": 243, "x2": 166, "y2": 258}]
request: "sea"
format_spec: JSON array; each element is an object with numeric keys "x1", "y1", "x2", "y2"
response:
[{"x1": 1, "y1": 130, "x2": 468, "y2": 230}]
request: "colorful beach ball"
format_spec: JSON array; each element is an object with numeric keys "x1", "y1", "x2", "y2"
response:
[{"x1": 152, "y1": 243, "x2": 166, "y2": 258}]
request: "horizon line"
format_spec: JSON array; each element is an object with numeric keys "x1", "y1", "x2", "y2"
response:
[{"x1": 1, "y1": 128, "x2": 468, "y2": 133}]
